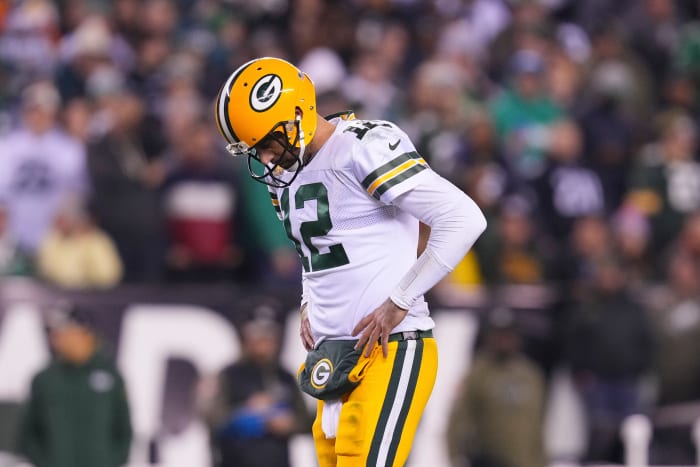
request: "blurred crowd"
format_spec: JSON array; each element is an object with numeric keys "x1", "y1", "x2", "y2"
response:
[{"x1": 2, "y1": 0, "x2": 700, "y2": 465}]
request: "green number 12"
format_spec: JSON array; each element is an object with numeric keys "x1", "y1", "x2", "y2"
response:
[{"x1": 281, "y1": 182, "x2": 349, "y2": 272}]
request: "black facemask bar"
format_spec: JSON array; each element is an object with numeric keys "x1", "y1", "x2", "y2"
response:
[{"x1": 227, "y1": 115, "x2": 307, "y2": 189}]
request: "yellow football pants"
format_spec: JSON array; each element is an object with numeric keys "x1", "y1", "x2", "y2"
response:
[{"x1": 312, "y1": 336, "x2": 438, "y2": 467}]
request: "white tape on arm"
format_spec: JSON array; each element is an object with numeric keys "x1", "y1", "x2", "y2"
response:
[{"x1": 390, "y1": 247, "x2": 452, "y2": 310}]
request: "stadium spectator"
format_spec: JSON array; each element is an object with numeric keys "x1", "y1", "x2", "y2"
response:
[
  {"x1": 557, "y1": 215, "x2": 615, "y2": 298},
  {"x1": 398, "y1": 59, "x2": 474, "y2": 182},
  {"x1": 476, "y1": 196, "x2": 554, "y2": 285},
  {"x1": 0, "y1": 202, "x2": 32, "y2": 276},
  {"x1": 660, "y1": 72, "x2": 698, "y2": 116},
  {"x1": 675, "y1": 211, "x2": 700, "y2": 260},
  {"x1": 0, "y1": 0, "x2": 59, "y2": 89},
  {"x1": 456, "y1": 108, "x2": 516, "y2": 225},
  {"x1": 583, "y1": 21, "x2": 655, "y2": 126},
  {"x1": 159, "y1": 52, "x2": 207, "y2": 149},
  {"x1": 199, "y1": 309, "x2": 312, "y2": 467},
  {"x1": 342, "y1": 51, "x2": 400, "y2": 120},
  {"x1": 61, "y1": 96, "x2": 93, "y2": 143},
  {"x1": 578, "y1": 82, "x2": 637, "y2": 212},
  {"x1": 126, "y1": 33, "x2": 172, "y2": 112},
  {"x1": 0, "y1": 80, "x2": 88, "y2": 258},
  {"x1": 622, "y1": 0, "x2": 683, "y2": 99},
  {"x1": 530, "y1": 119, "x2": 605, "y2": 243},
  {"x1": 235, "y1": 166, "x2": 302, "y2": 285},
  {"x1": 488, "y1": 0, "x2": 552, "y2": 82},
  {"x1": 54, "y1": 14, "x2": 133, "y2": 102},
  {"x1": 625, "y1": 109, "x2": 700, "y2": 252},
  {"x1": 646, "y1": 248, "x2": 700, "y2": 464},
  {"x1": 611, "y1": 204, "x2": 655, "y2": 289},
  {"x1": 36, "y1": 195, "x2": 122, "y2": 289},
  {"x1": 161, "y1": 117, "x2": 243, "y2": 283},
  {"x1": 18, "y1": 302, "x2": 132, "y2": 467},
  {"x1": 85, "y1": 67, "x2": 167, "y2": 283},
  {"x1": 545, "y1": 47, "x2": 587, "y2": 112},
  {"x1": 447, "y1": 307, "x2": 546, "y2": 467},
  {"x1": 564, "y1": 255, "x2": 654, "y2": 464},
  {"x1": 675, "y1": 20, "x2": 700, "y2": 91},
  {"x1": 490, "y1": 49, "x2": 564, "y2": 181}
]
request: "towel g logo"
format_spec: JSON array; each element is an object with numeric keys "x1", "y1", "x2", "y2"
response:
[
  {"x1": 311, "y1": 358, "x2": 333, "y2": 389},
  {"x1": 250, "y1": 74, "x2": 282, "y2": 112}
]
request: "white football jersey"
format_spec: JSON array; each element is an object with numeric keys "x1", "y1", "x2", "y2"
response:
[
  {"x1": 0, "y1": 128, "x2": 87, "y2": 253},
  {"x1": 268, "y1": 115, "x2": 436, "y2": 341}
]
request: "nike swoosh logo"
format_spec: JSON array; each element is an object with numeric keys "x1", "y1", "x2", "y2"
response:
[{"x1": 389, "y1": 139, "x2": 400, "y2": 151}]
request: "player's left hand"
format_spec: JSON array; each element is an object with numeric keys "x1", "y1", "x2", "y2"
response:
[{"x1": 352, "y1": 298, "x2": 408, "y2": 358}]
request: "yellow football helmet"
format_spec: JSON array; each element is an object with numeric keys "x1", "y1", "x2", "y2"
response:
[{"x1": 214, "y1": 57, "x2": 317, "y2": 187}]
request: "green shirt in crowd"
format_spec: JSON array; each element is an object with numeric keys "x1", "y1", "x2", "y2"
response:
[{"x1": 18, "y1": 349, "x2": 132, "y2": 467}]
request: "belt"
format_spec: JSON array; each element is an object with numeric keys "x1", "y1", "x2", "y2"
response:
[{"x1": 387, "y1": 329, "x2": 433, "y2": 342}]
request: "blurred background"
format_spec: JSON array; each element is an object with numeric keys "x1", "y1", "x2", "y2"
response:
[{"x1": 1, "y1": 0, "x2": 700, "y2": 466}]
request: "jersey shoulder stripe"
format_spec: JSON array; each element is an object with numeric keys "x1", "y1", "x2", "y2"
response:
[
  {"x1": 361, "y1": 151, "x2": 429, "y2": 200},
  {"x1": 374, "y1": 163, "x2": 427, "y2": 199},
  {"x1": 268, "y1": 189, "x2": 283, "y2": 219},
  {"x1": 325, "y1": 110, "x2": 356, "y2": 121}
]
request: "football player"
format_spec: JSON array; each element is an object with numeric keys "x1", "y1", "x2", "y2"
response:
[{"x1": 214, "y1": 57, "x2": 486, "y2": 467}]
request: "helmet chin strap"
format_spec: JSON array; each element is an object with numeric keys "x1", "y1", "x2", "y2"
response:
[
  {"x1": 296, "y1": 113, "x2": 307, "y2": 167},
  {"x1": 284, "y1": 114, "x2": 306, "y2": 173}
]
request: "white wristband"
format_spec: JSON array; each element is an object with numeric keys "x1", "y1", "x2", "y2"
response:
[{"x1": 390, "y1": 248, "x2": 452, "y2": 310}]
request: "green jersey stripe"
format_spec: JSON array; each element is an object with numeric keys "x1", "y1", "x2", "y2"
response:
[
  {"x1": 372, "y1": 164, "x2": 427, "y2": 200},
  {"x1": 385, "y1": 339, "x2": 424, "y2": 465},
  {"x1": 367, "y1": 340, "x2": 408, "y2": 466},
  {"x1": 361, "y1": 152, "x2": 420, "y2": 189}
]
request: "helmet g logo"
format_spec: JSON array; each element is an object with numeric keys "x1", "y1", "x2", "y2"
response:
[
  {"x1": 250, "y1": 74, "x2": 283, "y2": 112},
  {"x1": 311, "y1": 358, "x2": 333, "y2": 389}
]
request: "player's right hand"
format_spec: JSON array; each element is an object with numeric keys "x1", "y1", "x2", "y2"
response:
[
  {"x1": 300, "y1": 303, "x2": 314, "y2": 351},
  {"x1": 352, "y1": 298, "x2": 408, "y2": 358}
]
